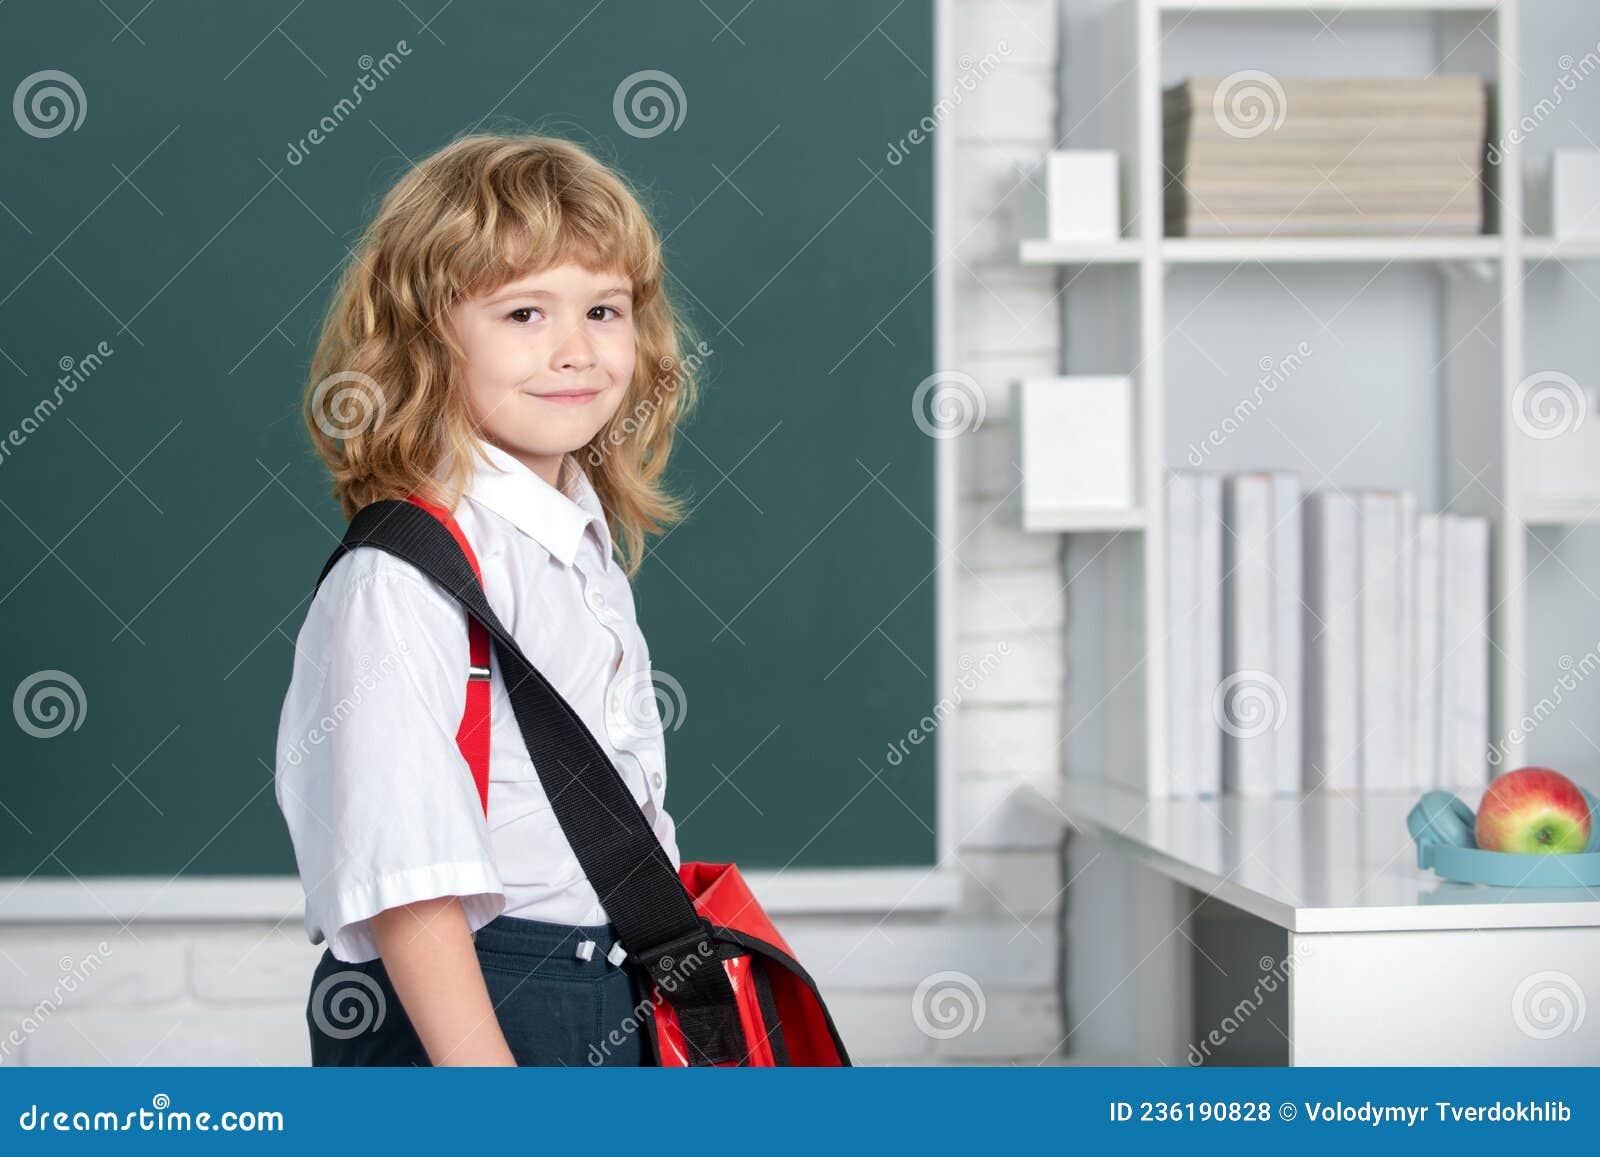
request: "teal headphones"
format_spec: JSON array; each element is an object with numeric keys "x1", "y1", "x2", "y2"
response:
[{"x1": 1407, "y1": 786, "x2": 1600, "y2": 887}]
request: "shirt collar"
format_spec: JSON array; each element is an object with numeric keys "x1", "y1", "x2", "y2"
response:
[{"x1": 464, "y1": 437, "x2": 612, "y2": 569}]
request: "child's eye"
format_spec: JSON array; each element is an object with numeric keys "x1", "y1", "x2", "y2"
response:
[
  {"x1": 506, "y1": 307, "x2": 540, "y2": 324},
  {"x1": 590, "y1": 305, "x2": 624, "y2": 321}
]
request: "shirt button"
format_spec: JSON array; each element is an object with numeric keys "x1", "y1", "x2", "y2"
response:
[{"x1": 651, "y1": 771, "x2": 664, "y2": 791}]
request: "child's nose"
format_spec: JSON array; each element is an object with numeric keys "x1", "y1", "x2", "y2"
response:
[{"x1": 551, "y1": 324, "x2": 597, "y2": 369}]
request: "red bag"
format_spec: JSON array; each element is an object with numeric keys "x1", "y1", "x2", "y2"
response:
[
  {"x1": 316, "y1": 496, "x2": 849, "y2": 1067},
  {"x1": 648, "y1": 861, "x2": 845, "y2": 1066}
]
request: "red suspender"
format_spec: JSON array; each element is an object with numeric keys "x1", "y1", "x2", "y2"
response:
[{"x1": 405, "y1": 494, "x2": 493, "y2": 817}]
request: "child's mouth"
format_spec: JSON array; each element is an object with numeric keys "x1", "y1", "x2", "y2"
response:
[{"x1": 527, "y1": 387, "x2": 603, "y2": 406}]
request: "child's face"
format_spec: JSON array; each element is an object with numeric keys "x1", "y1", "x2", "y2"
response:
[{"x1": 450, "y1": 261, "x2": 636, "y2": 486}]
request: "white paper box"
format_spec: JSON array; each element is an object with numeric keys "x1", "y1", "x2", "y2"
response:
[
  {"x1": 1015, "y1": 151, "x2": 1120, "y2": 243},
  {"x1": 1520, "y1": 379, "x2": 1600, "y2": 502},
  {"x1": 1553, "y1": 150, "x2": 1600, "y2": 240},
  {"x1": 1011, "y1": 376, "x2": 1135, "y2": 528}
]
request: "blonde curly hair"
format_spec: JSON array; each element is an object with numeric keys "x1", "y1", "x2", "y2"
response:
[{"x1": 302, "y1": 132, "x2": 702, "y2": 579}]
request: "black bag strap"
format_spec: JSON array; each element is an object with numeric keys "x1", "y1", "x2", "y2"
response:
[{"x1": 316, "y1": 499, "x2": 747, "y2": 1065}]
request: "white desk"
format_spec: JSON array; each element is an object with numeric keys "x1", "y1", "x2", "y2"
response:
[{"x1": 1018, "y1": 780, "x2": 1600, "y2": 1064}]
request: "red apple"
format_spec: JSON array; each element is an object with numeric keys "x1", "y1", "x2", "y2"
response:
[{"x1": 1475, "y1": 767, "x2": 1593, "y2": 853}]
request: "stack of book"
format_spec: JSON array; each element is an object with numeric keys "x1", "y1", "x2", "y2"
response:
[
  {"x1": 1166, "y1": 471, "x2": 1490, "y2": 796},
  {"x1": 1302, "y1": 490, "x2": 1489, "y2": 794},
  {"x1": 1163, "y1": 75, "x2": 1488, "y2": 237}
]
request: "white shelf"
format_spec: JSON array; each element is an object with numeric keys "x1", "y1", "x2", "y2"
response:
[
  {"x1": 1022, "y1": 505, "x2": 1147, "y2": 533},
  {"x1": 1522, "y1": 499, "x2": 1600, "y2": 528},
  {"x1": 1163, "y1": 235, "x2": 1500, "y2": 265},
  {"x1": 1158, "y1": 0, "x2": 1498, "y2": 11},
  {"x1": 1016, "y1": 780, "x2": 1600, "y2": 933},
  {"x1": 1018, "y1": 238, "x2": 1142, "y2": 265},
  {"x1": 1020, "y1": 237, "x2": 1503, "y2": 267},
  {"x1": 1524, "y1": 236, "x2": 1600, "y2": 262}
]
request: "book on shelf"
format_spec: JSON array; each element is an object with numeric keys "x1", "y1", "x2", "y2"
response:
[
  {"x1": 1165, "y1": 113, "x2": 1486, "y2": 145},
  {"x1": 1167, "y1": 212, "x2": 1483, "y2": 238},
  {"x1": 1220, "y1": 473, "x2": 1301, "y2": 796},
  {"x1": 1303, "y1": 491, "x2": 1361, "y2": 792},
  {"x1": 1169, "y1": 182, "x2": 1482, "y2": 217},
  {"x1": 1196, "y1": 474, "x2": 1223, "y2": 798},
  {"x1": 1396, "y1": 491, "x2": 1420, "y2": 792},
  {"x1": 1358, "y1": 492, "x2": 1404, "y2": 790},
  {"x1": 1270, "y1": 470, "x2": 1303, "y2": 795},
  {"x1": 1439, "y1": 515, "x2": 1490, "y2": 790},
  {"x1": 1167, "y1": 472, "x2": 1225, "y2": 798},
  {"x1": 1222, "y1": 474, "x2": 1273, "y2": 795},
  {"x1": 1171, "y1": 138, "x2": 1485, "y2": 169},
  {"x1": 1164, "y1": 74, "x2": 1487, "y2": 115},
  {"x1": 1412, "y1": 514, "x2": 1444, "y2": 791},
  {"x1": 1166, "y1": 475, "x2": 1489, "y2": 796},
  {"x1": 1163, "y1": 76, "x2": 1487, "y2": 143},
  {"x1": 1162, "y1": 73, "x2": 1487, "y2": 238},
  {"x1": 1166, "y1": 473, "x2": 1200, "y2": 799},
  {"x1": 1172, "y1": 159, "x2": 1487, "y2": 187}
]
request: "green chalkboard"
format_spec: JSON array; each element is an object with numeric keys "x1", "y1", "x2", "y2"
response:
[{"x1": 0, "y1": 0, "x2": 937, "y2": 880}]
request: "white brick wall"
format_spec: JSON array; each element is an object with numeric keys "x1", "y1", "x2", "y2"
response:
[{"x1": 0, "y1": 0, "x2": 1071, "y2": 1068}]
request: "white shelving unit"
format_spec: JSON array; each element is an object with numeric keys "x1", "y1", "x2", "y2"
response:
[{"x1": 1025, "y1": 0, "x2": 1546, "y2": 798}]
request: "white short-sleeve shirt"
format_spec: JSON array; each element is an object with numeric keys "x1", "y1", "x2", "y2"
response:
[{"x1": 274, "y1": 437, "x2": 680, "y2": 963}]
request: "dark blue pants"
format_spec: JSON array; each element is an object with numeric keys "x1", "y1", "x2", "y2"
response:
[{"x1": 306, "y1": 914, "x2": 656, "y2": 1066}]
